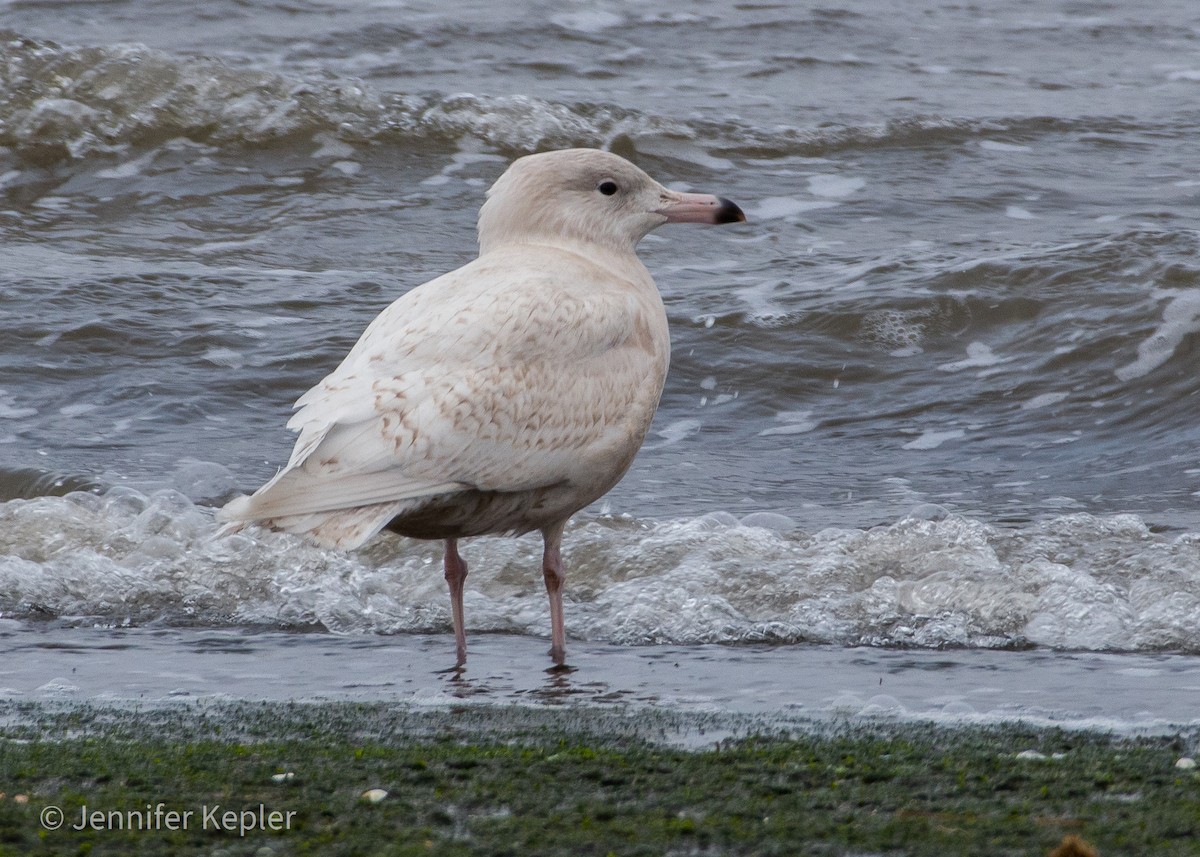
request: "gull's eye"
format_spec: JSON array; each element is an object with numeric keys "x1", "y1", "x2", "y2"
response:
[{"x1": 597, "y1": 180, "x2": 619, "y2": 196}]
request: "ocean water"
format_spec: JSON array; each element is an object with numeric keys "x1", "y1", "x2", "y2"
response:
[{"x1": 3, "y1": 0, "x2": 1200, "y2": 703}]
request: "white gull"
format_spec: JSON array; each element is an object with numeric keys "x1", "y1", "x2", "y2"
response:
[{"x1": 218, "y1": 147, "x2": 745, "y2": 667}]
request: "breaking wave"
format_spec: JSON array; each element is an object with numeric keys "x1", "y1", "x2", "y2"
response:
[
  {"x1": 2, "y1": 485, "x2": 1199, "y2": 654},
  {"x1": 0, "y1": 30, "x2": 1152, "y2": 163}
]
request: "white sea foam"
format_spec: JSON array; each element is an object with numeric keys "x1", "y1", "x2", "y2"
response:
[
  {"x1": 733, "y1": 279, "x2": 794, "y2": 324},
  {"x1": 937, "y1": 342, "x2": 1009, "y2": 372},
  {"x1": 807, "y1": 175, "x2": 866, "y2": 198},
  {"x1": 1116, "y1": 291, "x2": 1200, "y2": 381},
  {"x1": 1004, "y1": 205, "x2": 1038, "y2": 219},
  {"x1": 550, "y1": 10, "x2": 625, "y2": 33},
  {"x1": 979, "y1": 140, "x2": 1031, "y2": 152},
  {"x1": 902, "y1": 429, "x2": 966, "y2": 450},
  {"x1": 1021, "y1": 392, "x2": 1068, "y2": 410},
  {"x1": 759, "y1": 410, "x2": 819, "y2": 436},
  {"x1": 3, "y1": 489, "x2": 1200, "y2": 654},
  {"x1": 420, "y1": 150, "x2": 507, "y2": 187},
  {"x1": 858, "y1": 308, "x2": 931, "y2": 352},
  {"x1": 201, "y1": 347, "x2": 245, "y2": 369},
  {"x1": 751, "y1": 197, "x2": 839, "y2": 220},
  {"x1": 651, "y1": 417, "x2": 703, "y2": 446},
  {"x1": 311, "y1": 131, "x2": 355, "y2": 160},
  {"x1": 95, "y1": 151, "x2": 157, "y2": 179}
]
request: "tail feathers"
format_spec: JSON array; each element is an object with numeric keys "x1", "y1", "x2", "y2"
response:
[
  {"x1": 215, "y1": 493, "x2": 258, "y2": 525},
  {"x1": 216, "y1": 499, "x2": 409, "y2": 551},
  {"x1": 267, "y1": 501, "x2": 409, "y2": 550},
  {"x1": 216, "y1": 466, "x2": 463, "y2": 524},
  {"x1": 213, "y1": 518, "x2": 247, "y2": 539},
  {"x1": 214, "y1": 455, "x2": 471, "y2": 550}
]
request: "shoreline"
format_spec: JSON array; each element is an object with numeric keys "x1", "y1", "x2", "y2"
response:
[
  {"x1": 2, "y1": 624, "x2": 1199, "y2": 737},
  {"x1": 2, "y1": 698, "x2": 1198, "y2": 855},
  {"x1": 3, "y1": 626, "x2": 1199, "y2": 852}
]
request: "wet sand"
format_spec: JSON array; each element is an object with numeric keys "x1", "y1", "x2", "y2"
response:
[
  {"x1": 3, "y1": 622, "x2": 1199, "y2": 738},
  {"x1": 2, "y1": 625, "x2": 1199, "y2": 853}
]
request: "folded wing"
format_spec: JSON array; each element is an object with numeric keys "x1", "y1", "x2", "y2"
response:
[{"x1": 218, "y1": 248, "x2": 665, "y2": 548}]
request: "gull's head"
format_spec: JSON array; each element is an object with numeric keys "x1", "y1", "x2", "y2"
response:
[{"x1": 478, "y1": 148, "x2": 745, "y2": 255}]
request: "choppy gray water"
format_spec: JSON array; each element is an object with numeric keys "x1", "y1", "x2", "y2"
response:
[{"x1": 3, "y1": 0, "x2": 1200, "y2": 689}]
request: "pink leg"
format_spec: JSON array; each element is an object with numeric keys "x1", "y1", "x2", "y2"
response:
[
  {"x1": 443, "y1": 538, "x2": 468, "y2": 667},
  {"x1": 542, "y1": 522, "x2": 567, "y2": 665}
]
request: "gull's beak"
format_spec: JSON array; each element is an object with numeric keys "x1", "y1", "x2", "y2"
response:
[{"x1": 657, "y1": 191, "x2": 746, "y2": 225}]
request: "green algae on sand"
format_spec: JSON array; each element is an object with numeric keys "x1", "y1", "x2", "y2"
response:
[{"x1": 1, "y1": 701, "x2": 1197, "y2": 855}]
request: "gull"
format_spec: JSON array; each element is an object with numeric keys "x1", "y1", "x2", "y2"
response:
[{"x1": 218, "y1": 148, "x2": 745, "y2": 666}]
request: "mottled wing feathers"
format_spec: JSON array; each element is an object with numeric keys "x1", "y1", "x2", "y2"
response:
[{"x1": 218, "y1": 245, "x2": 665, "y2": 544}]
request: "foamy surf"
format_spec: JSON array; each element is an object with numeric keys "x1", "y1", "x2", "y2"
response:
[
  {"x1": 0, "y1": 29, "x2": 1163, "y2": 164},
  {"x1": 2, "y1": 486, "x2": 1198, "y2": 654}
]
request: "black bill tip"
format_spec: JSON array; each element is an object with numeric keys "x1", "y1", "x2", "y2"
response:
[{"x1": 715, "y1": 197, "x2": 747, "y2": 224}]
